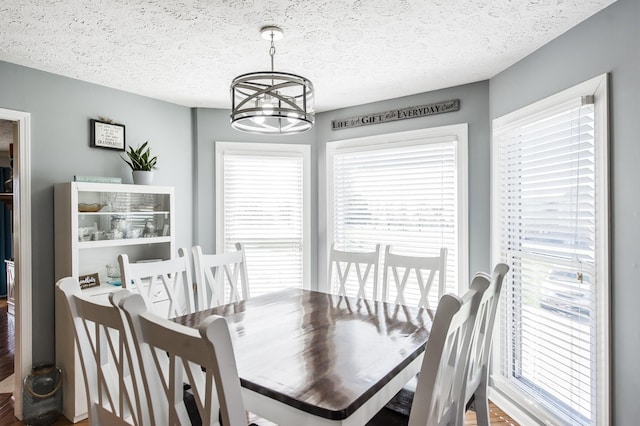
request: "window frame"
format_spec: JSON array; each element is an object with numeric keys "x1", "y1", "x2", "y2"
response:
[
  {"x1": 490, "y1": 73, "x2": 610, "y2": 426},
  {"x1": 325, "y1": 124, "x2": 469, "y2": 295},
  {"x1": 215, "y1": 141, "x2": 311, "y2": 290}
]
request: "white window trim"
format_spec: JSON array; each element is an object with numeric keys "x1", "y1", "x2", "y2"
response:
[
  {"x1": 490, "y1": 73, "x2": 610, "y2": 426},
  {"x1": 325, "y1": 124, "x2": 469, "y2": 294},
  {"x1": 215, "y1": 141, "x2": 311, "y2": 289}
]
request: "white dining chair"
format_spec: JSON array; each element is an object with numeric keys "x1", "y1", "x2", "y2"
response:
[
  {"x1": 381, "y1": 246, "x2": 448, "y2": 310},
  {"x1": 55, "y1": 277, "x2": 148, "y2": 426},
  {"x1": 118, "y1": 248, "x2": 195, "y2": 319},
  {"x1": 328, "y1": 243, "x2": 381, "y2": 300},
  {"x1": 118, "y1": 291, "x2": 247, "y2": 426},
  {"x1": 407, "y1": 273, "x2": 490, "y2": 426},
  {"x1": 192, "y1": 243, "x2": 249, "y2": 309},
  {"x1": 462, "y1": 263, "x2": 509, "y2": 426}
]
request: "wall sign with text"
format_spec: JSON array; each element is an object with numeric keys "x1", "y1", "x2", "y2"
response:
[
  {"x1": 90, "y1": 119, "x2": 126, "y2": 151},
  {"x1": 331, "y1": 99, "x2": 460, "y2": 130}
]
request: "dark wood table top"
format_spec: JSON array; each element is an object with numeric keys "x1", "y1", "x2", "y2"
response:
[{"x1": 172, "y1": 288, "x2": 432, "y2": 420}]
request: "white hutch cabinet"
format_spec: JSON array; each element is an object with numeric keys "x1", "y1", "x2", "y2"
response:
[{"x1": 54, "y1": 182, "x2": 175, "y2": 422}]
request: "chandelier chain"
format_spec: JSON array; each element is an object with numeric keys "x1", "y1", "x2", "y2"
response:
[{"x1": 269, "y1": 33, "x2": 276, "y2": 72}]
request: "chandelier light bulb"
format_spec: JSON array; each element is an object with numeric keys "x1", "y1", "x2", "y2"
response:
[
  {"x1": 262, "y1": 97, "x2": 274, "y2": 115},
  {"x1": 287, "y1": 112, "x2": 298, "y2": 123}
]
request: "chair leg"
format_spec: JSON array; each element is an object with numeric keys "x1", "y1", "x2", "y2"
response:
[{"x1": 473, "y1": 382, "x2": 491, "y2": 426}]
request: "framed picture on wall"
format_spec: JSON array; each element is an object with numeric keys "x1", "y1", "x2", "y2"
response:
[{"x1": 90, "y1": 119, "x2": 126, "y2": 151}]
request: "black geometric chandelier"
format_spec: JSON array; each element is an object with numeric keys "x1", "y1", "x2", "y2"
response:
[{"x1": 230, "y1": 26, "x2": 315, "y2": 134}]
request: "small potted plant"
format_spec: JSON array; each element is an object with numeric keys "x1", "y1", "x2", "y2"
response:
[{"x1": 121, "y1": 141, "x2": 158, "y2": 185}]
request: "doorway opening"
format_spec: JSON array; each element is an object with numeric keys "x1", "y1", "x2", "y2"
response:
[
  {"x1": 0, "y1": 108, "x2": 32, "y2": 421},
  {"x1": 0, "y1": 119, "x2": 15, "y2": 398}
]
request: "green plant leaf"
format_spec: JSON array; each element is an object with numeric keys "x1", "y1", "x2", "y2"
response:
[{"x1": 120, "y1": 141, "x2": 157, "y2": 171}]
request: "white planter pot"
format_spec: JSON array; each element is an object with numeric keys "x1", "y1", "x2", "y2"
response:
[{"x1": 132, "y1": 170, "x2": 154, "y2": 185}]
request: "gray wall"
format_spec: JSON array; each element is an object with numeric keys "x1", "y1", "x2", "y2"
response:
[
  {"x1": 315, "y1": 81, "x2": 491, "y2": 289},
  {"x1": 489, "y1": 0, "x2": 640, "y2": 423},
  {"x1": 191, "y1": 108, "x2": 317, "y2": 283},
  {"x1": 194, "y1": 82, "x2": 489, "y2": 292},
  {"x1": 1, "y1": 0, "x2": 637, "y2": 420},
  {"x1": 0, "y1": 61, "x2": 193, "y2": 363}
]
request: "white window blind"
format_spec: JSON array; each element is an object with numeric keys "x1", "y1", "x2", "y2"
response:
[
  {"x1": 328, "y1": 126, "x2": 468, "y2": 304},
  {"x1": 216, "y1": 143, "x2": 309, "y2": 296},
  {"x1": 493, "y1": 76, "x2": 609, "y2": 426}
]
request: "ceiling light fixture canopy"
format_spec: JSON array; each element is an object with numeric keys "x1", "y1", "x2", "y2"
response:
[{"x1": 230, "y1": 26, "x2": 314, "y2": 134}]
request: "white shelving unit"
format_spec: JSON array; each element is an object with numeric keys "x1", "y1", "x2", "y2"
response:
[{"x1": 53, "y1": 182, "x2": 175, "y2": 422}]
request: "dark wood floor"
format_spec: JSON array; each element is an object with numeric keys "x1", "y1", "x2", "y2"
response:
[
  {"x1": 0, "y1": 301, "x2": 14, "y2": 383},
  {"x1": 0, "y1": 299, "x2": 518, "y2": 425},
  {"x1": 0, "y1": 299, "x2": 17, "y2": 425}
]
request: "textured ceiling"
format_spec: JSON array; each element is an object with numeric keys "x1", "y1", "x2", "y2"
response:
[{"x1": 0, "y1": 0, "x2": 616, "y2": 112}]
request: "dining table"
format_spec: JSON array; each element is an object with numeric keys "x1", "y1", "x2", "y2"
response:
[{"x1": 172, "y1": 288, "x2": 433, "y2": 426}]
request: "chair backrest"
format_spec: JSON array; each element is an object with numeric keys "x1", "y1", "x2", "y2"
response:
[
  {"x1": 463, "y1": 263, "x2": 509, "y2": 415},
  {"x1": 328, "y1": 243, "x2": 381, "y2": 300},
  {"x1": 55, "y1": 277, "x2": 147, "y2": 426},
  {"x1": 118, "y1": 249, "x2": 195, "y2": 319},
  {"x1": 192, "y1": 243, "x2": 249, "y2": 309},
  {"x1": 408, "y1": 274, "x2": 490, "y2": 426},
  {"x1": 118, "y1": 292, "x2": 247, "y2": 426},
  {"x1": 382, "y1": 246, "x2": 448, "y2": 309}
]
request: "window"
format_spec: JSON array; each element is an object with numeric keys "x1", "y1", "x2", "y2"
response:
[
  {"x1": 491, "y1": 75, "x2": 609, "y2": 425},
  {"x1": 216, "y1": 142, "x2": 310, "y2": 296},
  {"x1": 327, "y1": 125, "x2": 468, "y2": 302}
]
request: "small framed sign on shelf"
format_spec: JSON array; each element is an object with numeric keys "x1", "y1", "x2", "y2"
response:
[
  {"x1": 90, "y1": 119, "x2": 126, "y2": 151},
  {"x1": 78, "y1": 272, "x2": 101, "y2": 290}
]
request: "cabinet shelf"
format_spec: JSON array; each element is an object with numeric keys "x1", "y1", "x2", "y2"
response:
[
  {"x1": 78, "y1": 211, "x2": 171, "y2": 216},
  {"x1": 78, "y1": 236, "x2": 171, "y2": 249}
]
